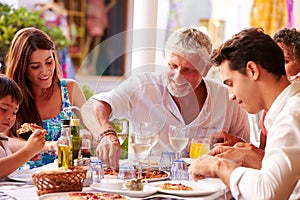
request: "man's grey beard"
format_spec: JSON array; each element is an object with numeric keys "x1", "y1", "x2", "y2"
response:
[{"x1": 166, "y1": 81, "x2": 194, "y2": 97}]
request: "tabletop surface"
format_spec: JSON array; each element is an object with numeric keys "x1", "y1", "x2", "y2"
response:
[{"x1": 0, "y1": 160, "x2": 233, "y2": 200}]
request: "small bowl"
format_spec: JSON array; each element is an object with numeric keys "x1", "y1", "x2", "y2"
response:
[{"x1": 99, "y1": 179, "x2": 124, "y2": 190}]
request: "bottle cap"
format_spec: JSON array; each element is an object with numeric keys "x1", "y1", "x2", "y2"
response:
[
  {"x1": 61, "y1": 119, "x2": 70, "y2": 126},
  {"x1": 71, "y1": 119, "x2": 80, "y2": 126}
]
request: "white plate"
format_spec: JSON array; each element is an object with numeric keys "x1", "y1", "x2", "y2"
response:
[
  {"x1": 39, "y1": 192, "x2": 130, "y2": 200},
  {"x1": 150, "y1": 179, "x2": 224, "y2": 197},
  {"x1": 8, "y1": 162, "x2": 57, "y2": 183},
  {"x1": 91, "y1": 183, "x2": 158, "y2": 198},
  {"x1": 8, "y1": 169, "x2": 38, "y2": 183},
  {"x1": 145, "y1": 173, "x2": 169, "y2": 182}
]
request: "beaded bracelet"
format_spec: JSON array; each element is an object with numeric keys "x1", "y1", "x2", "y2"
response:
[{"x1": 96, "y1": 129, "x2": 117, "y2": 142}]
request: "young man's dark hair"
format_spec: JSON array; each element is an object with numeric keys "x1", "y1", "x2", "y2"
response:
[{"x1": 212, "y1": 27, "x2": 285, "y2": 79}]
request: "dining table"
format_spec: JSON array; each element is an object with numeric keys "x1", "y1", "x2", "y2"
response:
[{"x1": 0, "y1": 159, "x2": 233, "y2": 200}]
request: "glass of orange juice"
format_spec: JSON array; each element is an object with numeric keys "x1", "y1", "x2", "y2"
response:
[{"x1": 189, "y1": 138, "x2": 210, "y2": 158}]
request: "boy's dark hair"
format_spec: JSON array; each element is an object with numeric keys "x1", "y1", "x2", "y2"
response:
[
  {"x1": 0, "y1": 74, "x2": 23, "y2": 104},
  {"x1": 211, "y1": 27, "x2": 285, "y2": 79}
]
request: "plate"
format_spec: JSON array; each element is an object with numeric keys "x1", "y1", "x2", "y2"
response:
[
  {"x1": 8, "y1": 169, "x2": 38, "y2": 183},
  {"x1": 39, "y1": 192, "x2": 130, "y2": 200},
  {"x1": 8, "y1": 162, "x2": 58, "y2": 183},
  {"x1": 150, "y1": 179, "x2": 224, "y2": 197},
  {"x1": 91, "y1": 183, "x2": 158, "y2": 198},
  {"x1": 145, "y1": 172, "x2": 169, "y2": 182}
]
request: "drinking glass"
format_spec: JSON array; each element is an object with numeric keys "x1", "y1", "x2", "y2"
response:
[
  {"x1": 111, "y1": 119, "x2": 129, "y2": 145},
  {"x1": 159, "y1": 151, "x2": 176, "y2": 172},
  {"x1": 79, "y1": 138, "x2": 91, "y2": 158},
  {"x1": 168, "y1": 125, "x2": 189, "y2": 159},
  {"x1": 117, "y1": 166, "x2": 136, "y2": 180},
  {"x1": 140, "y1": 121, "x2": 161, "y2": 166},
  {"x1": 130, "y1": 130, "x2": 153, "y2": 178},
  {"x1": 170, "y1": 159, "x2": 189, "y2": 180},
  {"x1": 189, "y1": 137, "x2": 210, "y2": 158},
  {"x1": 90, "y1": 160, "x2": 104, "y2": 183}
]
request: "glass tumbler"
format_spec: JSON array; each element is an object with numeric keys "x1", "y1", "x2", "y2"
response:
[
  {"x1": 189, "y1": 137, "x2": 210, "y2": 159},
  {"x1": 117, "y1": 166, "x2": 136, "y2": 180},
  {"x1": 170, "y1": 159, "x2": 189, "y2": 180},
  {"x1": 90, "y1": 160, "x2": 104, "y2": 183},
  {"x1": 159, "y1": 151, "x2": 176, "y2": 172},
  {"x1": 80, "y1": 139, "x2": 91, "y2": 158}
]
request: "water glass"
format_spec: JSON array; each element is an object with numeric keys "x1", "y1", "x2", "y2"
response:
[
  {"x1": 117, "y1": 166, "x2": 136, "y2": 180},
  {"x1": 170, "y1": 159, "x2": 189, "y2": 180},
  {"x1": 91, "y1": 160, "x2": 104, "y2": 183},
  {"x1": 159, "y1": 151, "x2": 176, "y2": 172}
]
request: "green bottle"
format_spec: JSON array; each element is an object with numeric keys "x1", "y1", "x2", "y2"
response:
[{"x1": 70, "y1": 119, "x2": 81, "y2": 165}]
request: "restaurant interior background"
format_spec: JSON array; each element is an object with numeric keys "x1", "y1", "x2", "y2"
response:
[
  {"x1": 3, "y1": 0, "x2": 300, "y2": 92},
  {"x1": 1, "y1": 0, "x2": 299, "y2": 145}
]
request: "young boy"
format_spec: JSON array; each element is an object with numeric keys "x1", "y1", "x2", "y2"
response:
[{"x1": 0, "y1": 74, "x2": 46, "y2": 179}]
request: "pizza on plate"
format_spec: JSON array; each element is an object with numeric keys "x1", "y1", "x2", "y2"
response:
[
  {"x1": 103, "y1": 167, "x2": 168, "y2": 180},
  {"x1": 140, "y1": 168, "x2": 168, "y2": 179},
  {"x1": 160, "y1": 183, "x2": 193, "y2": 191},
  {"x1": 67, "y1": 192, "x2": 127, "y2": 200},
  {"x1": 103, "y1": 167, "x2": 119, "y2": 176}
]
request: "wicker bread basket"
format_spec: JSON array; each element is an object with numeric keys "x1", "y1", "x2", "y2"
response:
[{"x1": 32, "y1": 166, "x2": 87, "y2": 196}]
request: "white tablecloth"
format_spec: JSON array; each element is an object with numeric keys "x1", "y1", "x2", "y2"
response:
[
  {"x1": 0, "y1": 186, "x2": 232, "y2": 200},
  {"x1": 0, "y1": 160, "x2": 233, "y2": 199}
]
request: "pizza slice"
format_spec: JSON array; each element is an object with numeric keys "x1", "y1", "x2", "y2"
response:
[
  {"x1": 141, "y1": 169, "x2": 168, "y2": 179},
  {"x1": 17, "y1": 123, "x2": 43, "y2": 140},
  {"x1": 103, "y1": 167, "x2": 119, "y2": 176},
  {"x1": 67, "y1": 192, "x2": 127, "y2": 200},
  {"x1": 160, "y1": 183, "x2": 193, "y2": 191}
]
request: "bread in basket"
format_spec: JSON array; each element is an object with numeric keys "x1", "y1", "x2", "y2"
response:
[{"x1": 32, "y1": 166, "x2": 87, "y2": 196}]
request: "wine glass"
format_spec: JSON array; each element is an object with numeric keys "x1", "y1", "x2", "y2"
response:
[
  {"x1": 140, "y1": 121, "x2": 161, "y2": 167},
  {"x1": 168, "y1": 125, "x2": 189, "y2": 159},
  {"x1": 111, "y1": 119, "x2": 129, "y2": 145},
  {"x1": 129, "y1": 130, "x2": 153, "y2": 178}
]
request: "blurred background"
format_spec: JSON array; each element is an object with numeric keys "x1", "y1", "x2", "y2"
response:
[{"x1": 1, "y1": 0, "x2": 299, "y2": 93}]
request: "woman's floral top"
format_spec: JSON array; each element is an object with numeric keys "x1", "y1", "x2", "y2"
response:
[{"x1": 26, "y1": 80, "x2": 72, "y2": 168}]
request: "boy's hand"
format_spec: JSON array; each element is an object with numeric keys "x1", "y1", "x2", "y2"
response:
[{"x1": 25, "y1": 129, "x2": 46, "y2": 155}]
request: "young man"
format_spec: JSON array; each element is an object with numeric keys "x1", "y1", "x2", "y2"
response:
[
  {"x1": 81, "y1": 27, "x2": 250, "y2": 167},
  {"x1": 189, "y1": 27, "x2": 300, "y2": 199}
]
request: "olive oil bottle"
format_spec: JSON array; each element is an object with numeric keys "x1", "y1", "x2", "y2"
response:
[{"x1": 58, "y1": 119, "x2": 73, "y2": 167}]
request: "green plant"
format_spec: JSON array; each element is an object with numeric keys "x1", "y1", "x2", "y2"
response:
[
  {"x1": 0, "y1": 3, "x2": 70, "y2": 72},
  {"x1": 81, "y1": 84, "x2": 94, "y2": 100}
]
